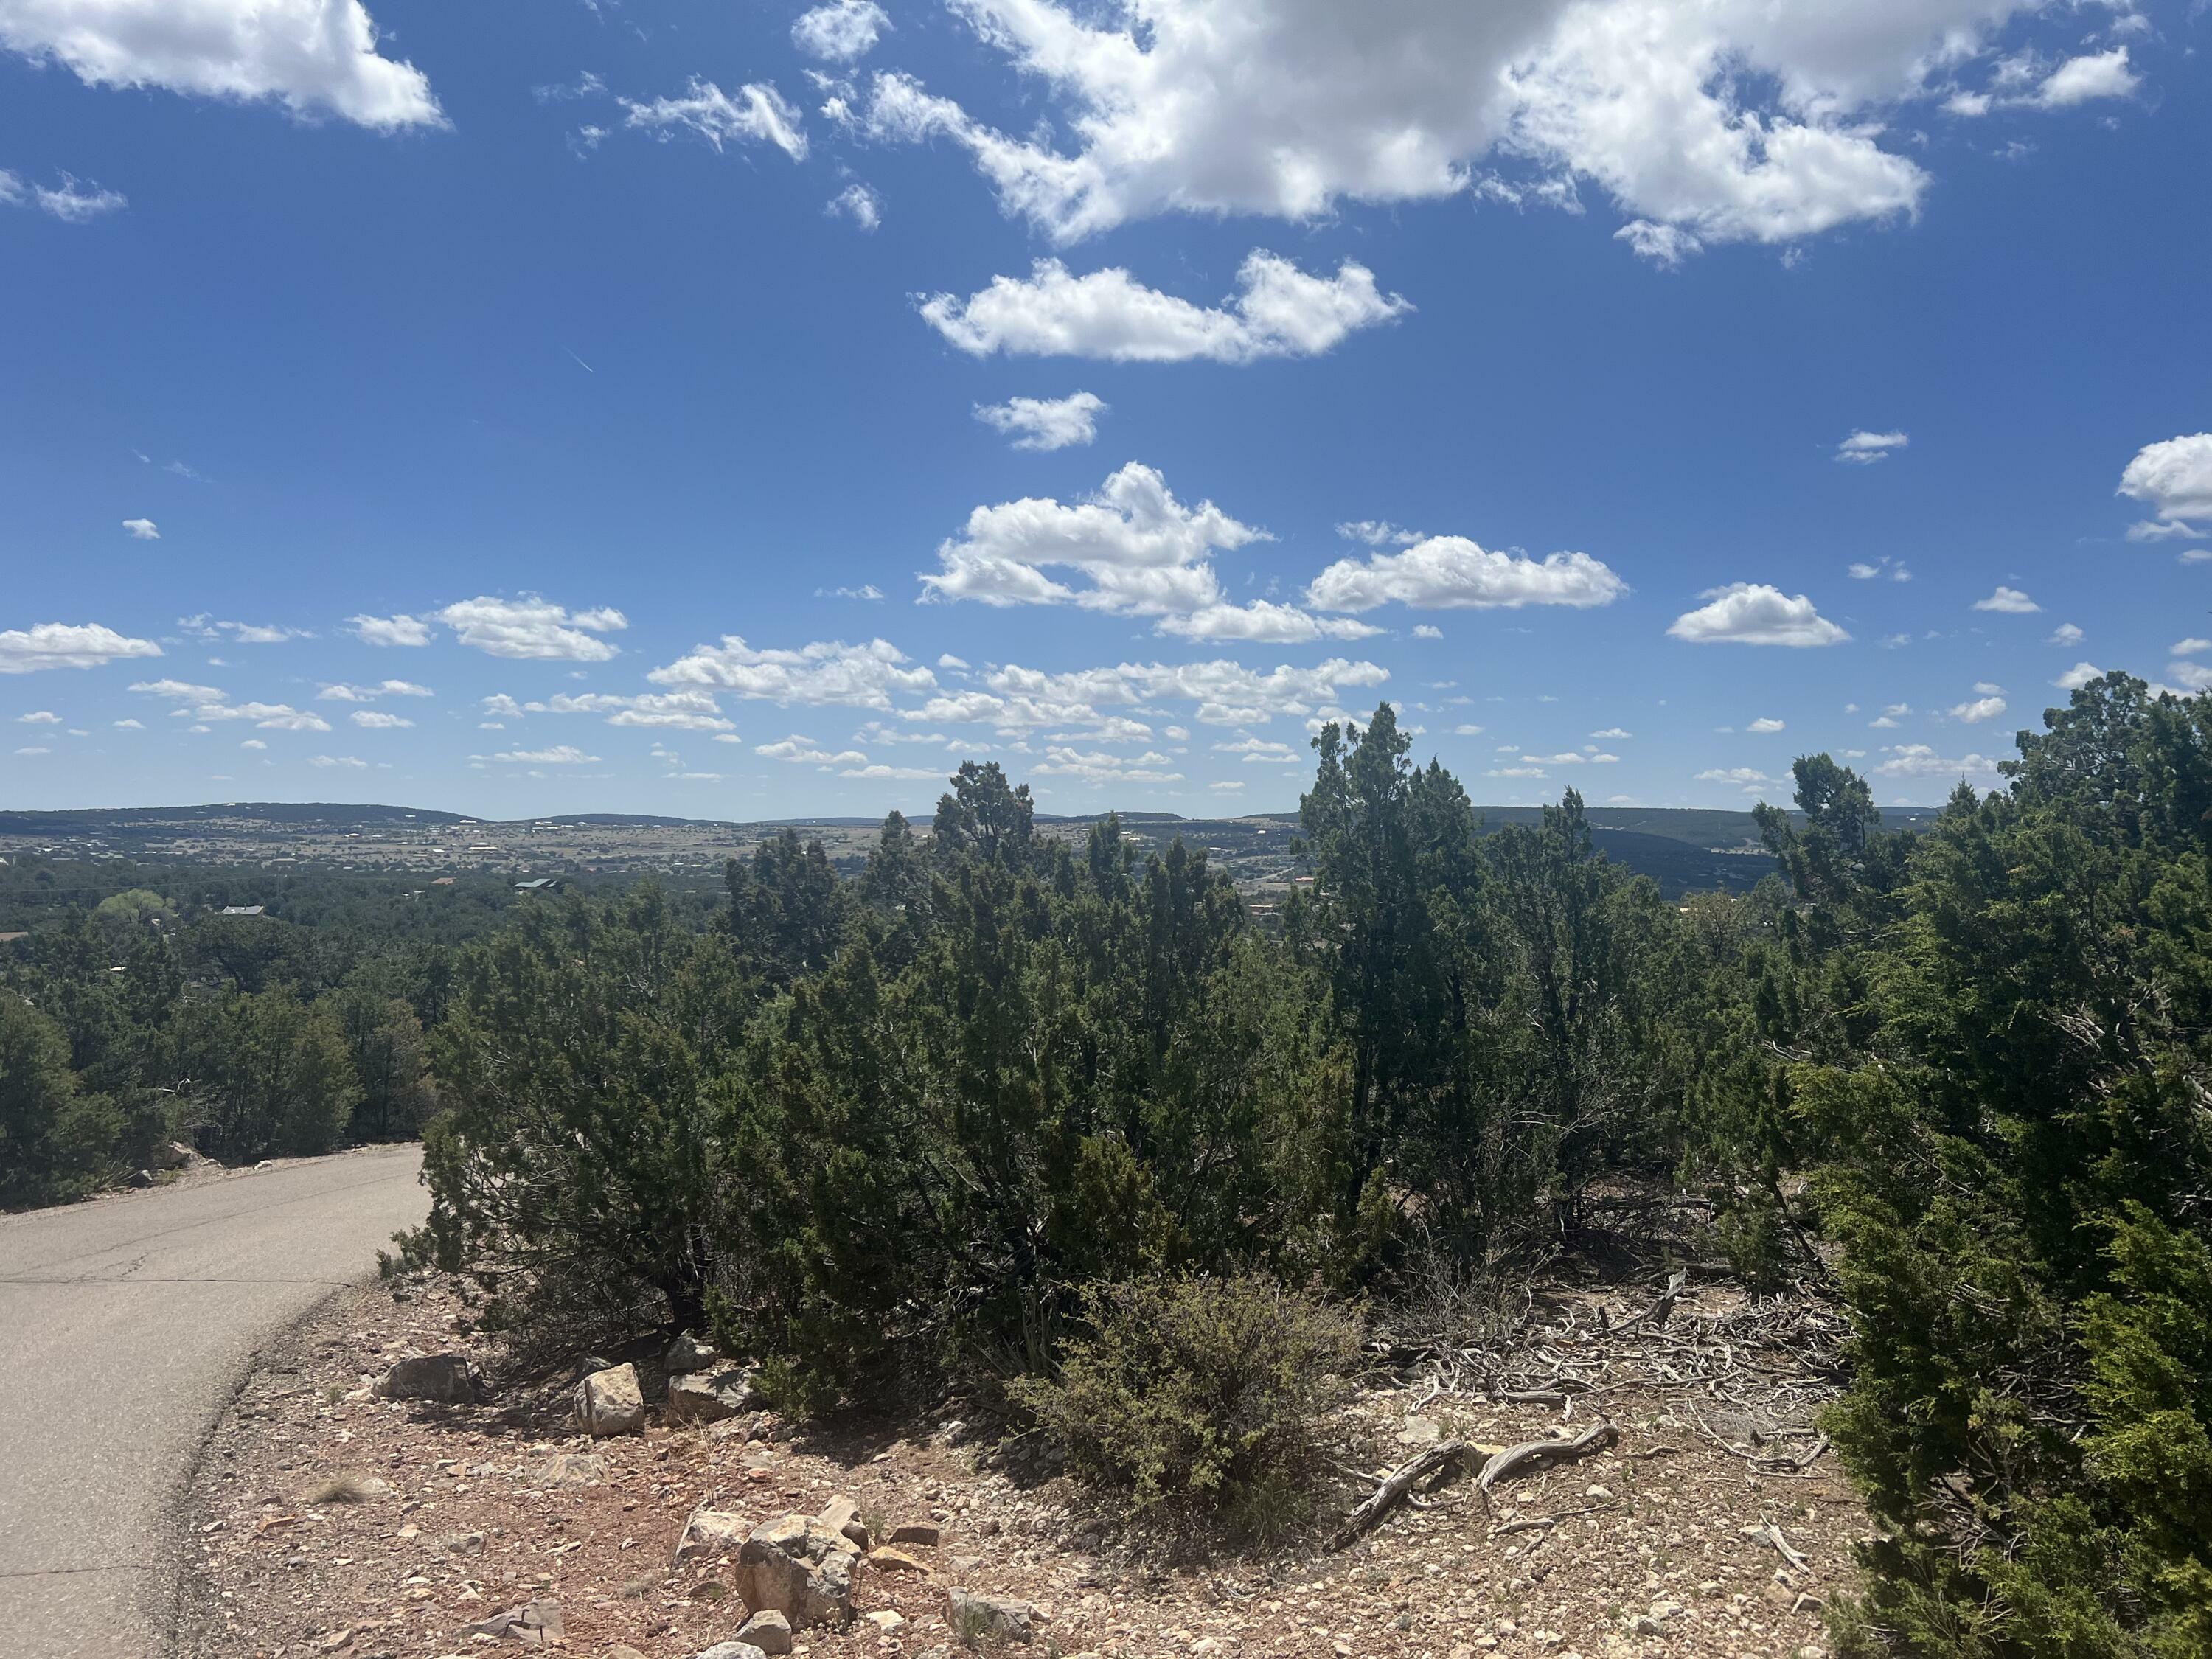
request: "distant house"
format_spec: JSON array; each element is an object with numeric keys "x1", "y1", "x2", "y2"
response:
[
  {"x1": 219, "y1": 905, "x2": 266, "y2": 917},
  {"x1": 513, "y1": 877, "x2": 560, "y2": 893},
  {"x1": 430, "y1": 877, "x2": 456, "y2": 886}
]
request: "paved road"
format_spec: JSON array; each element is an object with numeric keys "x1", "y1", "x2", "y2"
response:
[{"x1": 0, "y1": 1147, "x2": 428, "y2": 1659}]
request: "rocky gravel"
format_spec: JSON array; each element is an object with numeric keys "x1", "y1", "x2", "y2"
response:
[{"x1": 175, "y1": 1279, "x2": 1863, "y2": 1659}]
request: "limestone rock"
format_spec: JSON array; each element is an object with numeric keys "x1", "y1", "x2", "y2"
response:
[
  {"x1": 667, "y1": 1329, "x2": 720, "y2": 1371},
  {"x1": 691, "y1": 1645, "x2": 768, "y2": 1659},
  {"x1": 867, "y1": 1545, "x2": 930, "y2": 1576},
  {"x1": 817, "y1": 1495, "x2": 869, "y2": 1549},
  {"x1": 375, "y1": 1353, "x2": 484, "y2": 1405},
  {"x1": 669, "y1": 1367, "x2": 756, "y2": 1425},
  {"x1": 575, "y1": 1362, "x2": 645, "y2": 1437},
  {"x1": 889, "y1": 1523, "x2": 942, "y2": 1548},
  {"x1": 736, "y1": 1608, "x2": 793, "y2": 1655},
  {"x1": 736, "y1": 1512, "x2": 863, "y2": 1628},
  {"x1": 674, "y1": 1506, "x2": 751, "y2": 1565}
]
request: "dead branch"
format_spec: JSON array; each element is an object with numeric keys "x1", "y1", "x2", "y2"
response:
[
  {"x1": 1477, "y1": 1422, "x2": 1621, "y2": 1493},
  {"x1": 1325, "y1": 1440, "x2": 1470, "y2": 1551},
  {"x1": 1759, "y1": 1522, "x2": 1810, "y2": 1571},
  {"x1": 1489, "y1": 1500, "x2": 1616, "y2": 1537}
]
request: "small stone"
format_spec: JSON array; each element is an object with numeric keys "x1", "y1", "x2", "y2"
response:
[
  {"x1": 441, "y1": 1531, "x2": 485, "y2": 1557},
  {"x1": 690, "y1": 1645, "x2": 768, "y2": 1659},
  {"x1": 866, "y1": 1546, "x2": 930, "y2": 1576},
  {"x1": 529, "y1": 1453, "x2": 607, "y2": 1490},
  {"x1": 888, "y1": 1523, "x2": 941, "y2": 1548},
  {"x1": 1399, "y1": 1416, "x2": 1443, "y2": 1446},
  {"x1": 866, "y1": 1610, "x2": 907, "y2": 1632},
  {"x1": 575, "y1": 1363, "x2": 645, "y2": 1437},
  {"x1": 737, "y1": 1608, "x2": 794, "y2": 1655},
  {"x1": 1632, "y1": 1615, "x2": 1664, "y2": 1637}
]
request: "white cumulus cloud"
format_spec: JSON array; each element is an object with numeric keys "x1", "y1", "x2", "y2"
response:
[
  {"x1": 922, "y1": 461, "x2": 1268, "y2": 622},
  {"x1": 347, "y1": 613, "x2": 432, "y2": 647},
  {"x1": 437, "y1": 597, "x2": 627, "y2": 661},
  {"x1": 486, "y1": 744, "x2": 599, "y2": 765},
  {"x1": 975, "y1": 391, "x2": 1106, "y2": 451},
  {"x1": 122, "y1": 517, "x2": 159, "y2": 539},
  {"x1": 1669, "y1": 583, "x2": 1848, "y2": 647},
  {"x1": 2033, "y1": 47, "x2": 2139, "y2": 108},
  {"x1": 849, "y1": 0, "x2": 2064, "y2": 257},
  {"x1": 0, "y1": 0, "x2": 443, "y2": 129},
  {"x1": 1877, "y1": 743, "x2": 2000, "y2": 779},
  {"x1": 825, "y1": 180, "x2": 881, "y2": 229},
  {"x1": 2119, "y1": 434, "x2": 2212, "y2": 541},
  {"x1": 757, "y1": 734, "x2": 869, "y2": 766},
  {"x1": 1836, "y1": 429, "x2": 1908, "y2": 465},
  {"x1": 1972, "y1": 585, "x2": 2039, "y2": 613},
  {"x1": 919, "y1": 252, "x2": 1409, "y2": 364},
  {"x1": 0, "y1": 622, "x2": 162, "y2": 673},
  {"x1": 318, "y1": 679, "x2": 431, "y2": 701},
  {"x1": 650, "y1": 637, "x2": 934, "y2": 709},
  {"x1": 793, "y1": 0, "x2": 888, "y2": 63},
  {"x1": 1307, "y1": 535, "x2": 1624, "y2": 613}
]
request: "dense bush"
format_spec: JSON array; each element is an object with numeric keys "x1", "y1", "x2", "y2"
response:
[
  {"x1": 1808, "y1": 676, "x2": 2212, "y2": 1657},
  {"x1": 1014, "y1": 1273, "x2": 1363, "y2": 1535}
]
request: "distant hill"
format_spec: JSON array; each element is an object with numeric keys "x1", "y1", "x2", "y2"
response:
[
  {"x1": 0, "y1": 801, "x2": 472, "y2": 835},
  {"x1": 0, "y1": 798, "x2": 1944, "y2": 898}
]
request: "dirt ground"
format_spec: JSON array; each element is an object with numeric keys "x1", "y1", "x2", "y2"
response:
[{"x1": 174, "y1": 1275, "x2": 1861, "y2": 1659}]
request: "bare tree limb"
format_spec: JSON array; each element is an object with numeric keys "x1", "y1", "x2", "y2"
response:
[
  {"x1": 1325, "y1": 1440, "x2": 1470, "y2": 1550},
  {"x1": 1477, "y1": 1422, "x2": 1621, "y2": 1492}
]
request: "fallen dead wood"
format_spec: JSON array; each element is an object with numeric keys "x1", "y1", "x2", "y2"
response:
[
  {"x1": 1757, "y1": 1521, "x2": 1811, "y2": 1571},
  {"x1": 1753, "y1": 1433, "x2": 1830, "y2": 1473},
  {"x1": 1489, "y1": 1500, "x2": 1615, "y2": 1537},
  {"x1": 1476, "y1": 1422, "x2": 1620, "y2": 1493},
  {"x1": 1325, "y1": 1440, "x2": 1470, "y2": 1550}
]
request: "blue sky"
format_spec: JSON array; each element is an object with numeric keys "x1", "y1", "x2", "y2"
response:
[{"x1": 4, "y1": 0, "x2": 2208, "y2": 821}]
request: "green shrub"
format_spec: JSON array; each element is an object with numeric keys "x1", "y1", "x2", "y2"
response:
[{"x1": 1015, "y1": 1273, "x2": 1363, "y2": 1537}]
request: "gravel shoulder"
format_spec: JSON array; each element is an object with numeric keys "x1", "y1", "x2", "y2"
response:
[{"x1": 176, "y1": 1273, "x2": 1860, "y2": 1659}]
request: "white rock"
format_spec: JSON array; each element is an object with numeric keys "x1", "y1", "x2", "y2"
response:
[
  {"x1": 737, "y1": 1513, "x2": 862, "y2": 1628},
  {"x1": 574, "y1": 1363, "x2": 644, "y2": 1437}
]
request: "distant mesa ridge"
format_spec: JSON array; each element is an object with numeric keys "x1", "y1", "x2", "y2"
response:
[{"x1": 0, "y1": 799, "x2": 1943, "y2": 897}]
